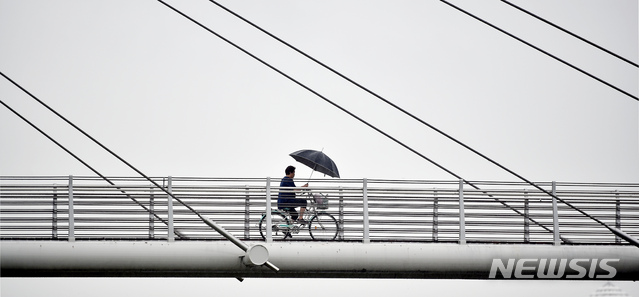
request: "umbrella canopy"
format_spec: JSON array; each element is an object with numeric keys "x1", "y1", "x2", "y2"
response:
[{"x1": 289, "y1": 149, "x2": 340, "y2": 178}]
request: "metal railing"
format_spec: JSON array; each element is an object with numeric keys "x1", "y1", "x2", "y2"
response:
[{"x1": 1, "y1": 176, "x2": 638, "y2": 245}]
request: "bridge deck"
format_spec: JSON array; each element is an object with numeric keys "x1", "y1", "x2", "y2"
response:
[{"x1": 2, "y1": 176, "x2": 639, "y2": 280}]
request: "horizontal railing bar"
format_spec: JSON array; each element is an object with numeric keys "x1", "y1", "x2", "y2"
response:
[{"x1": 2, "y1": 177, "x2": 639, "y2": 244}]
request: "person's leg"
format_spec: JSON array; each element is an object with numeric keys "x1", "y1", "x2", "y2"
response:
[
  {"x1": 298, "y1": 198, "x2": 308, "y2": 222},
  {"x1": 289, "y1": 208, "x2": 299, "y2": 221},
  {"x1": 299, "y1": 207, "x2": 306, "y2": 220},
  {"x1": 281, "y1": 207, "x2": 295, "y2": 239}
]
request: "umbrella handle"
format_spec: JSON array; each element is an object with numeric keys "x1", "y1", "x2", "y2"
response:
[{"x1": 307, "y1": 168, "x2": 314, "y2": 185}]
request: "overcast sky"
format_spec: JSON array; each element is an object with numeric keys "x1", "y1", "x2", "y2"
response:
[{"x1": 1, "y1": 0, "x2": 637, "y2": 296}]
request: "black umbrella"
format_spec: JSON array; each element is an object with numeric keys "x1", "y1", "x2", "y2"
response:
[{"x1": 289, "y1": 149, "x2": 340, "y2": 178}]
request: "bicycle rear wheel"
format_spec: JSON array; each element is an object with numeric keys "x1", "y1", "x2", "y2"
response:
[
  {"x1": 308, "y1": 212, "x2": 338, "y2": 241},
  {"x1": 259, "y1": 211, "x2": 291, "y2": 240}
]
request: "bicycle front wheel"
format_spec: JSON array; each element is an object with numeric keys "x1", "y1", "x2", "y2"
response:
[
  {"x1": 308, "y1": 212, "x2": 338, "y2": 241},
  {"x1": 259, "y1": 211, "x2": 291, "y2": 240}
]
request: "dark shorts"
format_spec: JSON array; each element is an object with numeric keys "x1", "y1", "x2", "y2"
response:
[
  {"x1": 278, "y1": 198, "x2": 307, "y2": 208},
  {"x1": 279, "y1": 207, "x2": 300, "y2": 221},
  {"x1": 278, "y1": 199, "x2": 307, "y2": 221}
]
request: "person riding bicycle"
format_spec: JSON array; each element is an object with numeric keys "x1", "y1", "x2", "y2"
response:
[{"x1": 277, "y1": 165, "x2": 309, "y2": 224}]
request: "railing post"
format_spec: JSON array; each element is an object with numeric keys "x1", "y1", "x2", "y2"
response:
[
  {"x1": 458, "y1": 179, "x2": 466, "y2": 244},
  {"x1": 149, "y1": 186, "x2": 155, "y2": 239},
  {"x1": 265, "y1": 177, "x2": 272, "y2": 243},
  {"x1": 167, "y1": 176, "x2": 175, "y2": 242},
  {"x1": 615, "y1": 190, "x2": 621, "y2": 244},
  {"x1": 524, "y1": 189, "x2": 530, "y2": 243},
  {"x1": 552, "y1": 181, "x2": 560, "y2": 245},
  {"x1": 432, "y1": 189, "x2": 438, "y2": 242},
  {"x1": 67, "y1": 175, "x2": 75, "y2": 242},
  {"x1": 339, "y1": 186, "x2": 344, "y2": 241},
  {"x1": 363, "y1": 178, "x2": 369, "y2": 243},
  {"x1": 53, "y1": 185, "x2": 58, "y2": 239},
  {"x1": 244, "y1": 186, "x2": 250, "y2": 240}
]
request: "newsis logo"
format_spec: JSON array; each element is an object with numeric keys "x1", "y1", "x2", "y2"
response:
[{"x1": 489, "y1": 258, "x2": 620, "y2": 279}]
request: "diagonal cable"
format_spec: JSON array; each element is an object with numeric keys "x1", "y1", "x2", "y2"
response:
[
  {"x1": 200, "y1": 0, "x2": 572, "y2": 240},
  {"x1": 160, "y1": 0, "x2": 571, "y2": 242},
  {"x1": 0, "y1": 71, "x2": 271, "y2": 255},
  {"x1": 501, "y1": 0, "x2": 638, "y2": 68},
  {"x1": 441, "y1": 0, "x2": 637, "y2": 101},
  {"x1": 0, "y1": 70, "x2": 200, "y2": 218},
  {"x1": 0, "y1": 98, "x2": 185, "y2": 238},
  {"x1": 199, "y1": 0, "x2": 636, "y2": 245}
]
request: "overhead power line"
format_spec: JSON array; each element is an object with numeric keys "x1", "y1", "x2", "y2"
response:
[
  {"x1": 441, "y1": 0, "x2": 638, "y2": 101},
  {"x1": 195, "y1": 0, "x2": 637, "y2": 246},
  {"x1": 501, "y1": 0, "x2": 639, "y2": 68}
]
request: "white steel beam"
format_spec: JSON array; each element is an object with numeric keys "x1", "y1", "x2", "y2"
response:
[{"x1": 2, "y1": 240, "x2": 637, "y2": 280}]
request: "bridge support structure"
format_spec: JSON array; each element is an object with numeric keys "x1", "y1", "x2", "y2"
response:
[{"x1": 2, "y1": 240, "x2": 637, "y2": 280}]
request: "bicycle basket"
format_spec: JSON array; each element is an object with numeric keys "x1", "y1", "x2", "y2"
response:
[{"x1": 313, "y1": 193, "x2": 329, "y2": 209}]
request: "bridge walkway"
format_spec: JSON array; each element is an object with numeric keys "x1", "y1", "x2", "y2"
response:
[{"x1": 1, "y1": 176, "x2": 638, "y2": 280}]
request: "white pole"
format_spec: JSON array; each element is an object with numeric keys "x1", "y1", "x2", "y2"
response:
[
  {"x1": 363, "y1": 178, "x2": 369, "y2": 243},
  {"x1": 339, "y1": 186, "x2": 344, "y2": 240},
  {"x1": 167, "y1": 176, "x2": 174, "y2": 242},
  {"x1": 68, "y1": 175, "x2": 75, "y2": 242},
  {"x1": 245, "y1": 186, "x2": 250, "y2": 240},
  {"x1": 615, "y1": 190, "x2": 621, "y2": 244},
  {"x1": 524, "y1": 189, "x2": 529, "y2": 243},
  {"x1": 459, "y1": 179, "x2": 466, "y2": 244},
  {"x1": 53, "y1": 185, "x2": 58, "y2": 239},
  {"x1": 149, "y1": 186, "x2": 155, "y2": 239},
  {"x1": 552, "y1": 181, "x2": 560, "y2": 245},
  {"x1": 433, "y1": 189, "x2": 438, "y2": 242},
  {"x1": 266, "y1": 177, "x2": 272, "y2": 243}
]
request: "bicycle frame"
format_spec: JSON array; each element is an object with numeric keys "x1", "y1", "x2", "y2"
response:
[{"x1": 259, "y1": 192, "x2": 338, "y2": 241}]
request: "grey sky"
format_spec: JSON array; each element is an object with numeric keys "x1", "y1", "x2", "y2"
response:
[{"x1": 0, "y1": 0, "x2": 637, "y2": 296}]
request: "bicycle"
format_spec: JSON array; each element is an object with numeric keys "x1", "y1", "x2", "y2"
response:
[{"x1": 259, "y1": 192, "x2": 339, "y2": 241}]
